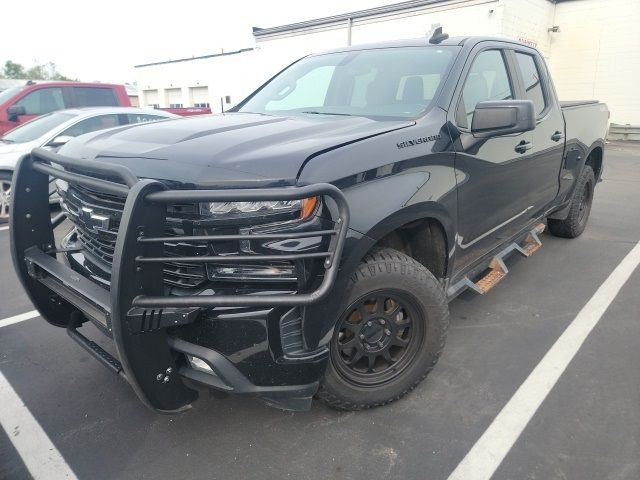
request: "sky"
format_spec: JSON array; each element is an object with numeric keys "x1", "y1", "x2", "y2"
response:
[{"x1": 2, "y1": 0, "x2": 393, "y2": 84}]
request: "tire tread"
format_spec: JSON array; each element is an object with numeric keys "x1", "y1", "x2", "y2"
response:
[{"x1": 317, "y1": 248, "x2": 448, "y2": 411}]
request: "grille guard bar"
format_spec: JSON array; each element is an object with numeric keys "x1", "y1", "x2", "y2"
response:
[{"x1": 10, "y1": 148, "x2": 350, "y2": 411}]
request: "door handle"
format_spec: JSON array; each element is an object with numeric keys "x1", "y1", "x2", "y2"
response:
[
  {"x1": 551, "y1": 131, "x2": 564, "y2": 142},
  {"x1": 515, "y1": 140, "x2": 532, "y2": 154}
]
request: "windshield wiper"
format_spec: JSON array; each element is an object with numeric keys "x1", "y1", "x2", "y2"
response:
[
  {"x1": 301, "y1": 111, "x2": 355, "y2": 117},
  {"x1": 0, "y1": 138, "x2": 14, "y2": 144}
]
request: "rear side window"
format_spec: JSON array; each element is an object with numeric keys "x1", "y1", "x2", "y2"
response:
[
  {"x1": 14, "y1": 87, "x2": 65, "y2": 115},
  {"x1": 126, "y1": 113, "x2": 169, "y2": 124},
  {"x1": 456, "y1": 50, "x2": 514, "y2": 129},
  {"x1": 60, "y1": 114, "x2": 122, "y2": 137},
  {"x1": 73, "y1": 87, "x2": 118, "y2": 107},
  {"x1": 515, "y1": 53, "x2": 546, "y2": 116}
]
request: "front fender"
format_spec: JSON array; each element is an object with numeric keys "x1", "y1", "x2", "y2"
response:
[{"x1": 301, "y1": 170, "x2": 457, "y2": 350}]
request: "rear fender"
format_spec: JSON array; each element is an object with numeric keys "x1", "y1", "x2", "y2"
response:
[{"x1": 549, "y1": 139, "x2": 604, "y2": 220}]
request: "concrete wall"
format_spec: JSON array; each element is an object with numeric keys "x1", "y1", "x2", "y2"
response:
[
  {"x1": 548, "y1": 0, "x2": 640, "y2": 125},
  {"x1": 500, "y1": 0, "x2": 555, "y2": 58}
]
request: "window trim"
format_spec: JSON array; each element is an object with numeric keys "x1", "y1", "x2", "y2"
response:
[
  {"x1": 453, "y1": 47, "x2": 517, "y2": 131},
  {"x1": 511, "y1": 50, "x2": 552, "y2": 121}
]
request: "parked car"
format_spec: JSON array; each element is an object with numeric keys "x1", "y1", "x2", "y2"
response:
[
  {"x1": 10, "y1": 34, "x2": 608, "y2": 413},
  {"x1": 160, "y1": 106, "x2": 212, "y2": 116},
  {"x1": 0, "y1": 107, "x2": 177, "y2": 221},
  {"x1": 0, "y1": 82, "x2": 132, "y2": 136}
]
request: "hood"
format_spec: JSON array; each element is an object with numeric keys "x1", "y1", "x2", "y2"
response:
[
  {"x1": 58, "y1": 112, "x2": 413, "y2": 187},
  {"x1": 0, "y1": 140, "x2": 35, "y2": 170}
]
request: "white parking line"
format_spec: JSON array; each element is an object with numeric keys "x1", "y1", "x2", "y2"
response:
[
  {"x1": 448, "y1": 240, "x2": 640, "y2": 480},
  {"x1": 0, "y1": 370, "x2": 78, "y2": 479},
  {"x1": 0, "y1": 310, "x2": 40, "y2": 329},
  {"x1": 0, "y1": 225, "x2": 9, "y2": 231}
]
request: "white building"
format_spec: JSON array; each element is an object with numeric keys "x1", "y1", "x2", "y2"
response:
[
  {"x1": 135, "y1": 0, "x2": 640, "y2": 134},
  {"x1": 135, "y1": 48, "x2": 256, "y2": 113}
]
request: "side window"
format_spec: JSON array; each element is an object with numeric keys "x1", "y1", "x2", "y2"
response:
[
  {"x1": 14, "y1": 87, "x2": 65, "y2": 115},
  {"x1": 515, "y1": 52, "x2": 546, "y2": 116},
  {"x1": 73, "y1": 87, "x2": 118, "y2": 107},
  {"x1": 126, "y1": 114, "x2": 168, "y2": 124},
  {"x1": 265, "y1": 66, "x2": 335, "y2": 112},
  {"x1": 60, "y1": 114, "x2": 122, "y2": 137},
  {"x1": 456, "y1": 50, "x2": 514, "y2": 129}
]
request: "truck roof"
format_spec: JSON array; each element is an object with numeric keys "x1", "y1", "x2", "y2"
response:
[
  {"x1": 15, "y1": 81, "x2": 126, "y2": 89},
  {"x1": 314, "y1": 36, "x2": 538, "y2": 56}
]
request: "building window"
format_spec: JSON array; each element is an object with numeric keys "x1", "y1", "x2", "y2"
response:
[
  {"x1": 169, "y1": 103, "x2": 183, "y2": 108},
  {"x1": 194, "y1": 103, "x2": 210, "y2": 108},
  {"x1": 148, "y1": 104, "x2": 160, "y2": 109}
]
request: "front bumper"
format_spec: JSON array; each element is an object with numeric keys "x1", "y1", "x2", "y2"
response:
[{"x1": 10, "y1": 148, "x2": 349, "y2": 412}]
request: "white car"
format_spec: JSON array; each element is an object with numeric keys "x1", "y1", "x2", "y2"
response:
[{"x1": 0, "y1": 107, "x2": 178, "y2": 222}]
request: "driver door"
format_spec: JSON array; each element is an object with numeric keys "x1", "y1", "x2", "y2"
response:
[{"x1": 449, "y1": 47, "x2": 534, "y2": 272}]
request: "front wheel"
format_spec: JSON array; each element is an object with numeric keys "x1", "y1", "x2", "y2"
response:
[
  {"x1": 0, "y1": 172, "x2": 11, "y2": 224},
  {"x1": 317, "y1": 248, "x2": 449, "y2": 410}
]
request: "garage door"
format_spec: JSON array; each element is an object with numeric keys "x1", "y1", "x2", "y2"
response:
[
  {"x1": 190, "y1": 86, "x2": 209, "y2": 107},
  {"x1": 165, "y1": 88, "x2": 182, "y2": 108},
  {"x1": 143, "y1": 89, "x2": 159, "y2": 107}
]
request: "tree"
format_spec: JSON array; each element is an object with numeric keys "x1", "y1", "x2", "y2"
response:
[
  {"x1": 2, "y1": 60, "x2": 74, "y2": 81},
  {"x1": 3, "y1": 60, "x2": 26, "y2": 79}
]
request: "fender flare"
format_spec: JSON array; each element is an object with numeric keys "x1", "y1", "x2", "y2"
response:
[{"x1": 303, "y1": 201, "x2": 455, "y2": 350}]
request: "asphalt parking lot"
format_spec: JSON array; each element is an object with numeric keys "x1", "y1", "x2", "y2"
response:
[{"x1": 1, "y1": 143, "x2": 639, "y2": 480}]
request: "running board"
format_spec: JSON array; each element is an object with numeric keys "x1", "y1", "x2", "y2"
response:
[{"x1": 448, "y1": 223, "x2": 545, "y2": 298}]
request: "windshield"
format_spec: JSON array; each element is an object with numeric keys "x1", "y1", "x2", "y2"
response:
[
  {"x1": 238, "y1": 46, "x2": 458, "y2": 119},
  {"x1": 0, "y1": 86, "x2": 25, "y2": 105},
  {"x1": 1, "y1": 112, "x2": 77, "y2": 144}
]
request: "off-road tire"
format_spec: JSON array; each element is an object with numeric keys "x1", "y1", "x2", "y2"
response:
[
  {"x1": 317, "y1": 248, "x2": 449, "y2": 411},
  {"x1": 548, "y1": 165, "x2": 595, "y2": 238}
]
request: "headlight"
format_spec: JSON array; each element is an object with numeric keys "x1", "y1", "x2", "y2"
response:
[{"x1": 201, "y1": 197, "x2": 318, "y2": 220}]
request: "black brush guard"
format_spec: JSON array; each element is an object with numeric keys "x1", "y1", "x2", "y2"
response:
[{"x1": 10, "y1": 148, "x2": 349, "y2": 411}]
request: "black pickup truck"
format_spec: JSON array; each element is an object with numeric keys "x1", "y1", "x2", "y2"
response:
[{"x1": 11, "y1": 33, "x2": 609, "y2": 412}]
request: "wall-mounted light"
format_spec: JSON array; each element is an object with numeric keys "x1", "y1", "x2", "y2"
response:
[{"x1": 548, "y1": 26, "x2": 560, "y2": 33}]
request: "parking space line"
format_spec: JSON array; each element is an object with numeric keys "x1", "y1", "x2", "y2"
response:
[
  {"x1": 447, "y1": 240, "x2": 640, "y2": 480},
  {"x1": 0, "y1": 310, "x2": 40, "y2": 329},
  {"x1": 0, "y1": 225, "x2": 9, "y2": 231},
  {"x1": 0, "y1": 370, "x2": 78, "y2": 479}
]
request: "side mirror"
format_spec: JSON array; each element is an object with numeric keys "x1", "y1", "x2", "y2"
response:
[
  {"x1": 7, "y1": 105, "x2": 26, "y2": 121},
  {"x1": 471, "y1": 100, "x2": 535, "y2": 138},
  {"x1": 48, "y1": 135, "x2": 74, "y2": 147}
]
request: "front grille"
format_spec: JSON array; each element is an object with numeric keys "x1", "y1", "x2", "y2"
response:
[{"x1": 62, "y1": 184, "x2": 208, "y2": 289}]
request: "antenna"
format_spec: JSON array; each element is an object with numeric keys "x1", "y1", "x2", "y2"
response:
[{"x1": 429, "y1": 26, "x2": 449, "y2": 44}]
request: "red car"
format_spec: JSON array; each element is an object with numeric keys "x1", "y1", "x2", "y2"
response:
[{"x1": 0, "y1": 82, "x2": 131, "y2": 135}]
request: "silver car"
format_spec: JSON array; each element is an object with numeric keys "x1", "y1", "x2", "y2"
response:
[{"x1": 0, "y1": 107, "x2": 178, "y2": 222}]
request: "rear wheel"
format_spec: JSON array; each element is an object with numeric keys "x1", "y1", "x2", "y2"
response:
[
  {"x1": 548, "y1": 165, "x2": 595, "y2": 238},
  {"x1": 0, "y1": 172, "x2": 11, "y2": 224},
  {"x1": 317, "y1": 248, "x2": 449, "y2": 410}
]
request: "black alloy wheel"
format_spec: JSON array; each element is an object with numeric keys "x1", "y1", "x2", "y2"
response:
[
  {"x1": 318, "y1": 248, "x2": 449, "y2": 411},
  {"x1": 332, "y1": 291, "x2": 424, "y2": 386},
  {"x1": 576, "y1": 175, "x2": 593, "y2": 226}
]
